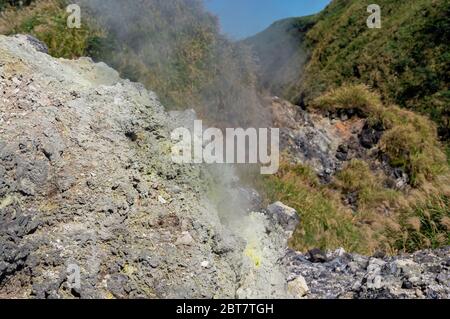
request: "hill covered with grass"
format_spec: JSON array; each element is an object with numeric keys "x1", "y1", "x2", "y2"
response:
[
  {"x1": 247, "y1": 0, "x2": 450, "y2": 140},
  {"x1": 243, "y1": 15, "x2": 316, "y2": 99}
]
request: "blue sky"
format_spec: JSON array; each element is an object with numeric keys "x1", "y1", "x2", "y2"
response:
[{"x1": 205, "y1": 0, "x2": 332, "y2": 39}]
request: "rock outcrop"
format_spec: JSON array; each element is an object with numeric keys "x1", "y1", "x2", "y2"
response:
[
  {"x1": 270, "y1": 96, "x2": 409, "y2": 188},
  {"x1": 0, "y1": 35, "x2": 290, "y2": 299}
]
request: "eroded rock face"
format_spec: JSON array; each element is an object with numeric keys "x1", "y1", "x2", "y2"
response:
[
  {"x1": 0, "y1": 35, "x2": 292, "y2": 299},
  {"x1": 270, "y1": 96, "x2": 409, "y2": 189}
]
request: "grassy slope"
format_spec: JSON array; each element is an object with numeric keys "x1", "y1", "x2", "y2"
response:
[
  {"x1": 256, "y1": 85, "x2": 450, "y2": 254},
  {"x1": 248, "y1": 0, "x2": 450, "y2": 139},
  {"x1": 0, "y1": 0, "x2": 103, "y2": 58}
]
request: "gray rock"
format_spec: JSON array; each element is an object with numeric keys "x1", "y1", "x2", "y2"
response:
[
  {"x1": 308, "y1": 248, "x2": 328, "y2": 263},
  {"x1": 3, "y1": 34, "x2": 280, "y2": 299},
  {"x1": 19, "y1": 178, "x2": 36, "y2": 196},
  {"x1": 288, "y1": 275, "x2": 309, "y2": 298},
  {"x1": 267, "y1": 202, "x2": 300, "y2": 232},
  {"x1": 286, "y1": 247, "x2": 450, "y2": 299},
  {"x1": 175, "y1": 231, "x2": 194, "y2": 246},
  {"x1": 14, "y1": 34, "x2": 49, "y2": 54}
]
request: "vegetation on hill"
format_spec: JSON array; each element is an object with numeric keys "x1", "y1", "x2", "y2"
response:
[
  {"x1": 243, "y1": 0, "x2": 450, "y2": 254},
  {"x1": 0, "y1": 0, "x2": 102, "y2": 58},
  {"x1": 248, "y1": 0, "x2": 450, "y2": 140},
  {"x1": 256, "y1": 85, "x2": 449, "y2": 254},
  {"x1": 313, "y1": 84, "x2": 448, "y2": 186},
  {"x1": 242, "y1": 15, "x2": 316, "y2": 99}
]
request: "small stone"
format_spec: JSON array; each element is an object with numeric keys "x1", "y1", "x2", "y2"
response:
[
  {"x1": 347, "y1": 262, "x2": 360, "y2": 273},
  {"x1": 175, "y1": 231, "x2": 194, "y2": 246},
  {"x1": 136, "y1": 182, "x2": 149, "y2": 197},
  {"x1": 408, "y1": 276, "x2": 420, "y2": 285},
  {"x1": 428, "y1": 265, "x2": 441, "y2": 273},
  {"x1": 352, "y1": 281, "x2": 362, "y2": 291},
  {"x1": 402, "y1": 280, "x2": 413, "y2": 289},
  {"x1": 415, "y1": 289, "x2": 424, "y2": 298},
  {"x1": 372, "y1": 251, "x2": 386, "y2": 259},
  {"x1": 329, "y1": 247, "x2": 346, "y2": 260},
  {"x1": 167, "y1": 185, "x2": 182, "y2": 194},
  {"x1": 436, "y1": 273, "x2": 449, "y2": 285},
  {"x1": 367, "y1": 275, "x2": 383, "y2": 290},
  {"x1": 308, "y1": 248, "x2": 327, "y2": 263},
  {"x1": 158, "y1": 196, "x2": 167, "y2": 204},
  {"x1": 201, "y1": 261, "x2": 210, "y2": 268},
  {"x1": 288, "y1": 276, "x2": 309, "y2": 299},
  {"x1": 19, "y1": 178, "x2": 36, "y2": 196},
  {"x1": 393, "y1": 259, "x2": 420, "y2": 277}
]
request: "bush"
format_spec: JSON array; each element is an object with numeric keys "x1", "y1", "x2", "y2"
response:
[
  {"x1": 0, "y1": 0, "x2": 104, "y2": 58},
  {"x1": 334, "y1": 159, "x2": 398, "y2": 212},
  {"x1": 380, "y1": 122, "x2": 448, "y2": 186},
  {"x1": 312, "y1": 83, "x2": 383, "y2": 117}
]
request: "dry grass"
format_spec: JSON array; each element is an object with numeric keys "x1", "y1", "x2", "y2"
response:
[
  {"x1": 257, "y1": 162, "x2": 371, "y2": 254},
  {"x1": 312, "y1": 84, "x2": 384, "y2": 116}
]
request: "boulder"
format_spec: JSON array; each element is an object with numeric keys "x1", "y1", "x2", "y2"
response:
[
  {"x1": 267, "y1": 202, "x2": 300, "y2": 232},
  {"x1": 288, "y1": 275, "x2": 309, "y2": 299},
  {"x1": 308, "y1": 248, "x2": 328, "y2": 263}
]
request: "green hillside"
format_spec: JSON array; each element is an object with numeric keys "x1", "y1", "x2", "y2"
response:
[{"x1": 248, "y1": 0, "x2": 450, "y2": 139}]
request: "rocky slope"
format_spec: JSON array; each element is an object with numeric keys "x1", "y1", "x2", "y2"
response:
[
  {"x1": 287, "y1": 247, "x2": 449, "y2": 299},
  {"x1": 270, "y1": 96, "x2": 409, "y2": 187},
  {"x1": 0, "y1": 35, "x2": 448, "y2": 300},
  {"x1": 0, "y1": 35, "x2": 291, "y2": 299}
]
